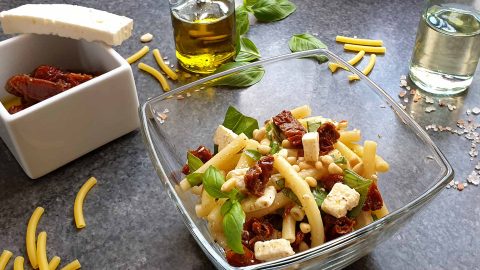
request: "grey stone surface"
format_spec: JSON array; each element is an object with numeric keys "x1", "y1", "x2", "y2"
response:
[{"x1": 0, "y1": 0, "x2": 479, "y2": 269}]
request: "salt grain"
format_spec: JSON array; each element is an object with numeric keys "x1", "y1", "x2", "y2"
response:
[
  {"x1": 472, "y1": 107, "x2": 480, "y2": 115},
  {"x1": 399, "y1": 90, "x2": 407, "y2": 98}
]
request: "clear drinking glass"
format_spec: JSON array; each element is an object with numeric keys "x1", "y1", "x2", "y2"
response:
[
  {"x1": 409, "y1": 0, "x2": 480, "y2": 95},
  {"x1": 169, "y1": 0, "x2": 236, "y2": 74}
]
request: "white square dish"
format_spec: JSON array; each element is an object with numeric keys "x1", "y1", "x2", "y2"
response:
[{"x1": 0, "y1": 34, "x2": 139, "y2": 179}]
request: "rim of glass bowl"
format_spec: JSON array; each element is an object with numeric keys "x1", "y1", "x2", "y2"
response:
[{"x1": 139, "y1": 49, "x2": 454, "y2": 269}]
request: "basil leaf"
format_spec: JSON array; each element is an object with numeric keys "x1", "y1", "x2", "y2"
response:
[
  {"x1": 203, "y1": 166, "x2": 230, "y2": 199},
  {"x1": 223, "y1": 200, "x2": 246, "y2": 254},
  {"x1": 312, "y1": 186, "x2": 328, "y2": 206},
  {"x1": 222, "y1": 106, "x2": 259, "y2": 138},
  {"x1": 212, "y1": 62, "x2": 265, "y2": 88},
  {"x1": 269, "y1": 140, "x2": 280, "y2": 154},
  {"x1": 334, "y1": 156, "x2": 347, "y2": 165},
  {"x1": 235, "y1": 37, "x2": 261, "y2": 62},
  {"x1": 187, "y1": 152, "x2": 203, "y2": 172},
  {"x1": 236, "y1": 6, "x2": 250, "y2": 36},
  {"x1": 372, "y1": 213, "x2": 379, "y2": 221},
  {"x1": 282, "y1": 188, "x2": 301, "y2": 206},
  {"x1": 251, "y1": 0, "x2": 296, "y2": 22},
  {"x1": 243, "y1": 0, "x2": 257, "y2": 10},
  {"x1": 244, "y1": 149, "x2": 262, "y2": 161},
  {"x1": 307, "y1": 120, "x2": 322, "y2": 132},
  {"x1": 343, "y1": 169, "x2": 373, "y2": 218},
  {"x1": 275, "y1": 179, "x2": 285, "y2": 189},
  {"x1": 289, "y1": 33, "x2": 329, "y2": 63},
  {"x1": 186, "y1": 172, "x2": 204, "y2": 187},
  {"x1": 221, "y1": 199, "x2": 233, "y2": 216}
]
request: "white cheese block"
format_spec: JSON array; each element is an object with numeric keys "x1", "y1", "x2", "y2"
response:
[
  {"x1": 254, "y1": 239, "x2": 295, "y2": 261},
  {"x1": 302, "y1": 132, "x2": 320, "y2": 161},
  {"x1": 213, "y1": 125, "x2": 238, "y2": 151},
  {"x1": 321, "y1": 182, "x2": 360, "y2": 218},
  {"x1": 0, "y1": 4, "x2": 133, "y2": 46}
]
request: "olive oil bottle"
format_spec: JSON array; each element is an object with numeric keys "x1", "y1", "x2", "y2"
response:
[{"x1": 171, "y1": 0, "x2": 236, "y2": 74}]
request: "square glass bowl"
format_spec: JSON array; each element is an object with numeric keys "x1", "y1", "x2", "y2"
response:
[
  {"x1": 140, "y1": 49, "x2": 453, "y2": 269},
  {"x1": 0, "y1": 34, "x2": 139, "y2": 179}
]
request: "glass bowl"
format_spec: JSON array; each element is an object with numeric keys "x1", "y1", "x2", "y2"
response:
[{"x1": 139, "y1": 49, "x2": 454, "y2": 269}]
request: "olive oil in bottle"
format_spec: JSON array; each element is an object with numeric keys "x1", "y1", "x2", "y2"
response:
[{"x1": 171, "y1": 0, "x2": 236, "y2": 74}]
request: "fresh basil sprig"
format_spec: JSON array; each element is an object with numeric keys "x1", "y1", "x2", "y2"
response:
[
  {"x1": 211, "y1": 62, "x2": 265, "y2": 88},
  {"x1": 343, "y1": 169, "x2": 373, "y2": 217},
  {"x1": 222, "y1": 106, "x2": 259, "y2": 138},
  {"x1": 251, "y1": 0, "x2": 296, "y2": 22},
  {"x1": 235, "y1": 37, "x2": 261, "y2": 62},
  {"x1": 244, "y1": 149, "x2": 262, "y2": 161},
  {"x1": 236, "y1": 6, "x2": 250, "y2": 36},
  {"x1": 202, "y1": 165, "x2": 246, "y2": 254},
  {"x1": 289, "y1": 33, "x2": 329, "y2": 63}
]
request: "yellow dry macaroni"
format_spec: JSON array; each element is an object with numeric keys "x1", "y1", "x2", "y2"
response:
[
  {"x1": 13, "y1": 256, "x2": 24, "y2": 270},
  {"x1": 328, "y1": 50, "x2": 365, "y2": 72},
  {"x1": 138, "y1": 63, "x2": 171, "y2": 91},
  {"x1": 126, "y1": 45, "x2": 150, "y2": 64},
  {"x1": 74, "y1": 177, "x2": 97, "y2": 229},
  {"x1": 348, "y1": 54, "x2": 377, "y2": 81},
  {"x1": 344, "y1": 44, "x2": 386, "y2": 54},
  {"x1": 26, "y1": 207, "x2": 44, "y2": 269},
  {"x1": 336, "y1": 35, "x2": 383, "y2": 46},
  {"x1": 36, "y1": 232, "x2": 48, "y2": 270},
  {"x1": 0, "y1": 250, "x2": 13, "y2": 270},
  {"x1": 153, "y1": 49, "x2": 178, "y2": 80},
  {"x1": 48, "y1": 256, "x2": 61, "y2": 270},
  {"x1": 59, "y1": 260, "x2": 81, "y2": 270}
]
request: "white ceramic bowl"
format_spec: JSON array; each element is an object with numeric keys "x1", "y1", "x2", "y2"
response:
[{"x1": 0, "y1": 34, "x2": 139, "y2": 179}]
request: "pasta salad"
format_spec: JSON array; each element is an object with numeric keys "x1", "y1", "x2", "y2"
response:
[{"x1": 179, "y1": 105, "x2": 389, "y2": 266}]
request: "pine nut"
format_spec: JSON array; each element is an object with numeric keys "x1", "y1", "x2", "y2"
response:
[{"x1": 328, "y1": 163, "x2": 343, "y2": 175}]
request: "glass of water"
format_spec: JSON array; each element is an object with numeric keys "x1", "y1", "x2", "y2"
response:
[{"x1": 409, "y1": 0, "x2": 480, "y2": 95}]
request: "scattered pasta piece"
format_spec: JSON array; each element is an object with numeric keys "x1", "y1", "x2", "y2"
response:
[
  {"x1": 344, "y1": 44, "x2": 386, "y2": 54},
  {"x1": 13, "y1": 256, "x2": 24, "y2": 270},
  {"x1": 153, "y1": 49, "x2": 178, "y2": 80},
  {"x1": 138, "y1": 63, "x2": 171, "y2": 91},
  {"x1": 0, "y1": 250, "x2": 13, "y2": 270},
  {"x1": 140, "y1": 33, "x2": 153, "y2": 43},
  {"x1": 26, "y1": 207, "x2": 44, "y2": 269},
  {"x1": 60, "y1": 259, "x2": 81, "y2": 270},
  {"x1": 36, "y1": 232, "x2": 49, "y2": 270},
  {"x1": 348, "y1": 54, "x2": 377, "y2": 81},
  {"x1": 48, "y1": 256, "x2": 61, "y2": 270},
  {"x1": 328, "y1": 50, "x2": 365, "y2": 73},
  {"x1": 74, "y1": 177, "x2": 97, "y2": 229},
  {"x1": 126, "y1": 46, "x2": 149, "y2": 64},
  {"x1": 336, "y1": 35, "x2": 383, "y2": 46}
]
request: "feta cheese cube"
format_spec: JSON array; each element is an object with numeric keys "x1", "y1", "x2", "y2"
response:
[
  {"x1": 254, "y1": 239, "x2": 295, "y2": 261},
  {"x1": 302, "y1": 132, "x2": 320, "y2": 161},
  {"x1": 213, "y1": 125, "x2": 238, "y2": 151},
  {"x1": 321, "y1": 183, "x2": 360, "y2": 218}
]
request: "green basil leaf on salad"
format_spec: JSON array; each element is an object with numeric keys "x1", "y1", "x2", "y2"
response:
[
  {"x1": 251, "y1": 0, "x2": 296, "y2": 22},
  {"x1": 306, "y1": 120, "x2": 322, "y2": 132},
  {"x1": 289, "y1": 33, "x2": 329, "y2": 63},
  {"x1": 282, "y1": 188, "x2": 301, "y2": 206},
  {"x1": 312, "y1": 186, "x2": 328, "y2": 206},
  {"x1": 334, "y1": 156, "x2": 347, "y2": 165},
  {"x1": 222, "y1": 106, "x2": 259, "y2": 138},
  {"x1": 221, "y1": 199, "x2": 234, "y2": 216},
  {"x1": 235, "y1": 37, "x2": 261, "y2": 62},
  {"x1": 187, "y1": 152, "x2": 203, "y2": 172},
  {"x1": 222, "y1": 200, "x2": 246, "y2": 254},
  {"x1": 203, "y1": 166, "x2": 230, "y2": 199},
  {"x1": 186, "y1": 172, "x2": 204, "y2": 187},
  {"x1": 269, "y1": 140, "x2": 281, "y2": 154},
  {"x1": 343, "y1": 169, "x2": 373, "y2": 217},
  {"x1": 244, "y1": 149, "x2": 262, "y2": 161},
  {"x1": 212, "y1": 62, "x2": 265, "y2": 88},
  {"x1": 236, "y1": 6, "x2": 250, "y2": 36},
  {"x1": 275, "y1": 179, "x2": 285, "y2": 189}
]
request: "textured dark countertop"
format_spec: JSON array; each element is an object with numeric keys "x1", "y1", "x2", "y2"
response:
[{"x1": 1, "y1": 0, "x2": 479, "y2": 269}]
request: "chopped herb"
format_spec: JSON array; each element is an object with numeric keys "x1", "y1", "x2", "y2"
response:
[
  {"x1": 372, "y1": 213, "x2": 379, "y2": 221},
  {"x1": 307, "y1": 120, "x2": 322, "y2": 132},
  {"x1": 312, "y1": 186, "x2": 328, "y2": 206},
  {"x1": 213, "y1": 144, "x2": 219, "y2": 155},
  {"x1": 244, "y1": 149, "x2": 262, "y2": 161},
  {"x1": 275, "y1": 179, "x2": 285, "y2": 189},
  {"x1": 269, "y1": 140, "x2": 281, "y2": 154},
  {"x1": 187, "y1": 152, "x2": 203, "y2": 172},
  {"x1": 282, "y1": 188, "x2": 301, "y2": 206},
  {"x1": 222, "y1": 106, "x2": 259, "y2": 138},
  {"x1": 333, "y1": 156, "x2": 347, "y2": 165},
  {"x1": 186, "y1": 172, "x2": 203, "y2": 187},
  {"x1": 343, "y1": 169, "x2": 372, "y2": 218}
]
